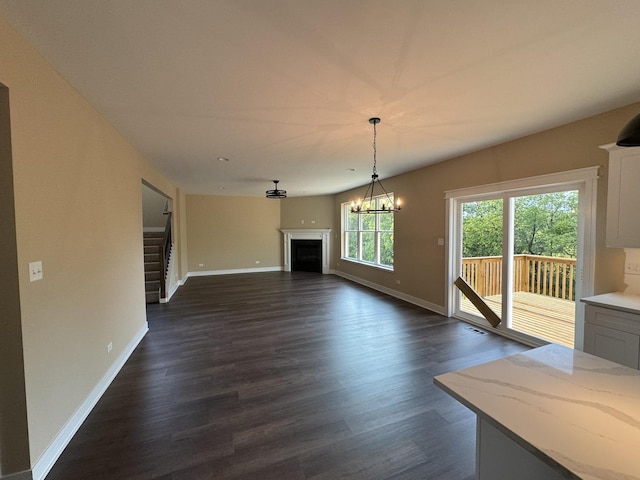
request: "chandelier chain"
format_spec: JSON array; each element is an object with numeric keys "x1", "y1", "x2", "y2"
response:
[{"x1": 372, "y1": 120, "x2": 377, "y2": 176}]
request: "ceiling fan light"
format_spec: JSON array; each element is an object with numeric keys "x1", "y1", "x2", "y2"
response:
[{"x1": 266, "y1": 180, "x2": 287, "y2": 199}]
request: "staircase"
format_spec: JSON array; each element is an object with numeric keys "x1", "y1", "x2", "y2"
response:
[{"x1": 143, "y1": 232, "x2": 164, "y2": 303}]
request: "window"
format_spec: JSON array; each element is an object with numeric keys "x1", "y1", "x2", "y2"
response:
[{"x1": 342, "y1": 194, "x2": 395, "y2": 269}]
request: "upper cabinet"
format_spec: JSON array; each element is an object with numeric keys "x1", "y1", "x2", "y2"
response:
[{"x1": 601, "y1": 144, "x2": 640, "y2": 247}]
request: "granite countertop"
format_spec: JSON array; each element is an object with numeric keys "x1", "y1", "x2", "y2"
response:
[
  {"x1": 581, "y1": 292, "x2": 640, "y2": 315},
  {"x1": 434, "y1": 344, "x2": 640, "y2": 480}
]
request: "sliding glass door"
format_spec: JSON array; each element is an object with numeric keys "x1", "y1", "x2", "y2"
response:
[{"x1": 448, "y1": 168, "x2": 597, "y2": 348}]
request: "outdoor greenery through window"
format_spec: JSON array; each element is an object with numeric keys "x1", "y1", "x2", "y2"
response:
[
  {"x1": 462, "y1": 191, "x2": 578, "y2": 259},
  {"x1": 343, "y1": 194, "x2": 395, "y2": 268}
]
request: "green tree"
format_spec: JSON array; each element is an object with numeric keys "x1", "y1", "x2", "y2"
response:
[
  {"x1": 513, "y1": 192, "x2": 577, "y2": 258},
  {"x1": 462, "y1": 199, "x2": 503, "y2": 257},
  {"x1": 462, "y1": 191, "x2": 577, "y2": 259}
]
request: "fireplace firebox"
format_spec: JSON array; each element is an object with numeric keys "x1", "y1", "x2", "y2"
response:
[{"x1": 291, "y1": 240, "x2": 322, "y2": 273}]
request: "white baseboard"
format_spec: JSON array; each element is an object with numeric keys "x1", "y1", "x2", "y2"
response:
[
  {"x1": 187, "y1": 266, "x2": 283, "y2": 277},
  {"x1": 160, "y1": 278, "x2": 182, "y2": 303},
  {"x1": 1, "y1": 470, "x2": 32, "y2": 480},
  {"x1": 333, "y1": 271, "x2": 447, "y2": 316},
  {"x1": 31, "y1": 323, "x2": 149, "y2": 480}
]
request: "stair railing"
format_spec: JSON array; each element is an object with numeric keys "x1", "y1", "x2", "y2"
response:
[{"x1": 159, "y1": 212, "x2": 172, "y2": 299}]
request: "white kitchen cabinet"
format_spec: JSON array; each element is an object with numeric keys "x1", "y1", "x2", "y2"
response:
[
  {"x1": 600, "y1": 144, "x2": 640, "y2": 247},
  {"x1": 582, "y1": 293, "x2": 640, "y2": 369},
  {"x1": 584, "y1": 319, "x2": 639, "y2": 369}
]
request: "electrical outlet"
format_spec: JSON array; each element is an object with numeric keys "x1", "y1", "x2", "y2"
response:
[
  {"x1": 625, "y1": 262, "x2": 640, "y2": 275},
  {"x1": 107, "y1": 342, "x2": 113, "y2": 354},
  {"x1": 255, "y1": 260, "x2": 260, "y2": 264},
  {"x1": 396, "y1": 280, "x2": 401, "y2": 285}
]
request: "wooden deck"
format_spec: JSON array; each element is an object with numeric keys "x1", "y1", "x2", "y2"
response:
[{"x1": 461, "y1": 291, "x2": 575, "y2": 348}]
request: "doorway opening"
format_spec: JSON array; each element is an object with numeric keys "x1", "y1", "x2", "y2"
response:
[{"x1": 141, "y1": 182, "x2": 173, "y2": 304}]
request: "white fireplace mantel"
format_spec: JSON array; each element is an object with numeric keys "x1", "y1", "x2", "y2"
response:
[{"x1": 281, "y1": 229, "x2": 331, "y2": 274}]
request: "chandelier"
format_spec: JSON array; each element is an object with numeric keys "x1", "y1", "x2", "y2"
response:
[
  {"x1": 350, "y1": 117, "x2": 401, "y2": 213},
  {"x1": 266, "y1": 180, "x2": 287, "y2": 199}
]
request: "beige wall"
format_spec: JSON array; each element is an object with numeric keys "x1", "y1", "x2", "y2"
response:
[
  {"x1": 0, "y1": 16, "x2": 182, "y2": 470},
  {"x1": 186, "y1": 195, "x2": 281, "y2": 272},
  {"x1": 177, "y1": 189, "x2": 328, "y2": 284},
  {"x1": 332, "y1": 104, "x2": 638, "y2": 307},
  {"x1": 280, "y1": 195, "x2": 334, "y2": 230}
]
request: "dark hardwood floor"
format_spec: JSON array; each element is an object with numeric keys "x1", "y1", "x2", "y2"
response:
[{"x1": 45, "y1": 272, "x2": 528, "y2": 480}]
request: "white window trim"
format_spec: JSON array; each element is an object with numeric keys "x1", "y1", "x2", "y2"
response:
[{"x1": 445, "y1": 166, "x2": 598, "y2": 349}]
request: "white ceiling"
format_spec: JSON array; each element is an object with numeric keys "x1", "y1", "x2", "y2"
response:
[{"x1": 2, "y1": 0, "x2": 640, "y2": 197}]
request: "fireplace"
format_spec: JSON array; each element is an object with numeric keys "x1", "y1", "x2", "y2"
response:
[
  {"x1": 291, "y1": 240, "x2": 322, "y2": 273},
  {"x1": 280, "y1": 229, "x2": 331, "y2": 274}
]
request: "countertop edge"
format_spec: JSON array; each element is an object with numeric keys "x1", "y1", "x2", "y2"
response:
[
  {"x1": 581, "y1": 292, "x2": 640, "y2": 315},
  {"x1": 433, "y1": 371, "x2": 577, "y2": 479}
]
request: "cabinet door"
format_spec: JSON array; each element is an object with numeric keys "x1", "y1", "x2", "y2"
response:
[
  {"x1": 606, "y1": 148, "x2": 640, "y2": 247},
  {"x1": 584, "y1": 323, "x2": 640, "y2": 369}
]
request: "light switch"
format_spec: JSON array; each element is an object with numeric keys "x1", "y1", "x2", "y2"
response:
[{"x1": 29, "y1": 261, "x2": 43, "y2": 282}]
